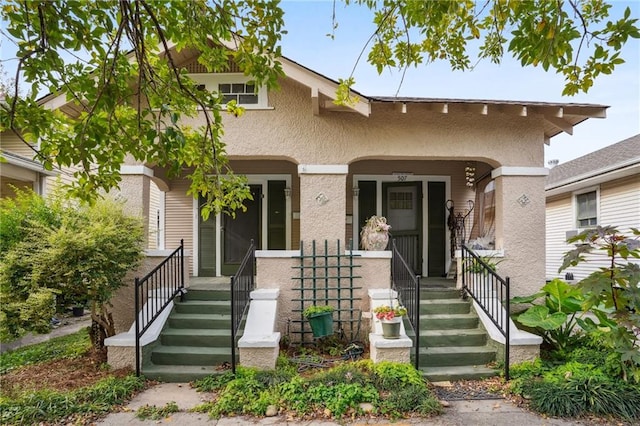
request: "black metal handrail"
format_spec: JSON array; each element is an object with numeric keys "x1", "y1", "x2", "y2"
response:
[
  {"x1": 461, "y1": 245, "x2": 510, "y2": 380},
  {"x1": 390, "y1": 239, "x2": 421, "y2": 370},
  {"x1": 135, "y1": 239, "x2": 185, "y2": 377},
  {"x1": 230, "y1": 239, "x2": 256, "y2": 374}
]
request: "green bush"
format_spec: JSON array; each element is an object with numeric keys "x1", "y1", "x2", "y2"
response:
[{"x1": 0, "y1": 188, "x2": 144, "y2": 346}]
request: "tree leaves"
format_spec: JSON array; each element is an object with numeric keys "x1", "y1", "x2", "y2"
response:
[{"x1": 1, "y1": 0, "x2": 284, "y2": 217}]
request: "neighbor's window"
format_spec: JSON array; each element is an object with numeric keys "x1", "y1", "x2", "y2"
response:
[
  {"x1": 576, "y1": 190, "x2": 597, "y2": 228},
  {"x1": 219, "y1": 83, "x2": 258, "y2": 105}
]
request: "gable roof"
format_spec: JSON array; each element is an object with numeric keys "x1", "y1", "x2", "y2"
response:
[
  {"x1": 546, "y1": 134, "x2": 640, "y2": 194},
  {"x1": 38, "y1": 47, "x2": 608, "y2": 141}
]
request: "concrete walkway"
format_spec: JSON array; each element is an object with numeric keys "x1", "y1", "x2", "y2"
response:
[
  {"x1": 97, "y1": 382, "x2": 588, "y2": 426},
  {"x1": 0, "y1": 313, "x2": 91, "y2": 353}
]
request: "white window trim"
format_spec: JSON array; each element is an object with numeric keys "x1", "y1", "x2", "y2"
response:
[
  {"x1": 188, "y1": 73, "x2": 272, "y2": 110},
  {"x1": 572, "y1": 186, "x2": 600, "y2": 230}
]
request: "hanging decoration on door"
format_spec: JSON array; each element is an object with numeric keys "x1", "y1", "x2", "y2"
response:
[{"x1": 446, "y1": 200, "x2": 475, "y2": 258}]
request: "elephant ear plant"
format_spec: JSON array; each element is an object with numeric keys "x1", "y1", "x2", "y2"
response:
[
  {"x1": 561, "y1": 226, "x2": 640, "y2": 382},
  {"x1": 511, "y1": 278, "x2": 584, "y2": 356}
]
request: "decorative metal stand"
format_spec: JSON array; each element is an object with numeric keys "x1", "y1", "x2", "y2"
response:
[{"x1": 446, "y1": 200, "x2": 475, "y2": 258}]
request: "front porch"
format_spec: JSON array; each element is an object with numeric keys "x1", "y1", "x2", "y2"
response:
[{"x1": 106, "y1": 242, "x2": 541, "y2": 382}]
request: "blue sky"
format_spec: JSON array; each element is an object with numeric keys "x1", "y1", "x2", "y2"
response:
[{"x1": 279, "y1": 0, "x2": 640, "y2": 165}]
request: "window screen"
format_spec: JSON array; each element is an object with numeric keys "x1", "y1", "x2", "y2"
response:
[{"x1": 576, "y1": 191, "x2": 597, "y2": 227}]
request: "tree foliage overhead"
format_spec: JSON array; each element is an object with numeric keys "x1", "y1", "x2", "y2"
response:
[
  {"x1": 1, "y1": 0, "x2": 638, "y2": 210},
  {"x1": 341, "y1": 0, "x2": 639, "y2": 98}
]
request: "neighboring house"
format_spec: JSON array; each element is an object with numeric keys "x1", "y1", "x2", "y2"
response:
[
  {"x1": 37, "y1": 49, "x2": 608, "y2": 300},
  {"x1": 0, "y1": 130, "x2": 57, "y2": 198},
  {"x1": 546, "y1": 134, "x2": 640, "y2": 281}
]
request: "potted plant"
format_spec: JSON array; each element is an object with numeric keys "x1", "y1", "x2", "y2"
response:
[
  {"x1": 360, "y1": 215, "x2": 391, "y2": 250},
  {"x1": 303, "y1": 305, "x2": 334, "y2": 338},
  {"x1": 373, "y1": 304, "x2": 407, "y2": 339}
]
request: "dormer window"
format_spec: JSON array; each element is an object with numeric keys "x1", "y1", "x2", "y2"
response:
[
  {"x1": 189, "y1": 74, "x2": 269, "y2": 109},
  {"x1": 219, "y1": 83, "x2": 258, "y2": 105}
]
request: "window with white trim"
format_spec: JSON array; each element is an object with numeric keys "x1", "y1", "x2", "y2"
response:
[
  {"x1": 219, "y1": 83, "x2": 258, "y2": 105},
  {"x1": 575, "y1": 190, "x2": 598, "y2": 228},
  {"x1": 188, "y1": 74, "x2": 268, "y2": 108}
]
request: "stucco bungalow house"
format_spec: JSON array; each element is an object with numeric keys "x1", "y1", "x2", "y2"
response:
[
  {"x1": 546, "y1": 134, "x2": 640, "y2": 281},
  {"x1": 35, "y1": 47, "x2": 608, "y2": 380}
]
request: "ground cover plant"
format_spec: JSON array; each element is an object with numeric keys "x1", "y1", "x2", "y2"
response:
[
  {"x1": 507, "y1": 227, "x2": 640, "y2": 421},
  {"x1": 192, "y1": 358, "x2": 442, "y2": 420},
  {"x1": 0, "y1": 329, "x2": 145, "y2": 425}
]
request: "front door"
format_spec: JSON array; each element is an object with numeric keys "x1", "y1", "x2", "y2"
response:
[
  {"x1": 383, "y1": 182, "x2": 423, "y2": 274},
  {"x1": 221, "y1": 185, "x2": 261, "y2": 275}
]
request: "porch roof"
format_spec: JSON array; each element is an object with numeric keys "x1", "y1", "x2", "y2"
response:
[{"x1": 368, "y1": 96, "x2": 608, "y2": 142}]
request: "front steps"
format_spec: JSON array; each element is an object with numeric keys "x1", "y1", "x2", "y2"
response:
[
  {"x1": 416, "y1": 287, "x2": 498, "y2": 382},
  {"x1": 143, "y1": 288, "x2": 235, "y2": 382}
]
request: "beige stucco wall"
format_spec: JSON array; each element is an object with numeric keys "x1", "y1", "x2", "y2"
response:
[
  {"x1": 256, "y1": 252, "x2": 391, "y2": 342},
  {"x1": 162, "y1": 73, "x2": 550, "y2": 294},
  {"x1": 188, "y1": 77, "x2": 544, "y2": 168},
  {"x1": 110, "y1": 255, "x2": 174, "y2": 334},
  {"x1": 494, "y1": 175, "x2": 547, "y2": 298}
]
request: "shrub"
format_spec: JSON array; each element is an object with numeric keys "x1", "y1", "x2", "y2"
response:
[{"x1": 0, "y1": 190, "x2": 144, "y2": 347}]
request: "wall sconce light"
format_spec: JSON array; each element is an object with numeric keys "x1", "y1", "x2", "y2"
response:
[
  {"x1": 352, "y1": 187, "x2": 360, "y2": 197},
  {"x1": 401, "y1": 103, "x2": 407, "y2": 114},
  {"x1": 284, "y1": 187, "x2": 291, "y2": 198}
]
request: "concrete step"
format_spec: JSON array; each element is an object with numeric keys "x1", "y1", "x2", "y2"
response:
[
  {"x1": 419, "y1": 328, "x2": 487, "y2": 347},
  {"x1": 182, "y1": 289, "x2": 230, "y2": 302},
  {"x1": 420, "y1": 299, "x2": 470, "y2": 315},
  {"x1": 420, "y1": 313, "x2": 478, "y2": 329},
  {"x1": 168, "y1": 312, "x2": 231, "y2": 329},
  {"x1": 160, "y1": 327, "x2": 231, "y2": 347},
  {"x1": 150, "y1": 344, "x2": 232, "y2": 366},
  {"x1": 420, "y1": 288, "x2": 461, "y2": 300},
  {"x1": 418, "y1": 345, "x2": 496, "y2": 367},
  {"x1": 420, "y1": 365, "x2": 498, "y2": 382},
  {"x1": 142, "y1": 364, "x2": 226, "y2": 382},
  {"x1": 174, "y1": 299, "x2": 231, "y2": 315}
]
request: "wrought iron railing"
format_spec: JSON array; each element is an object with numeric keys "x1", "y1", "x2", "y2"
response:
[
  {"x1": 230, "y1": 239, "x2": 256, "y2": 374},
  {"x1": 135, "y1": 239, "x2": 185, "y2": 377},
  {"x1": 461, "y1": 245, "x2": 510, "y2": 380},
  {"x1": 391, "y1": 239, "x2": 421, "y2": 370}
]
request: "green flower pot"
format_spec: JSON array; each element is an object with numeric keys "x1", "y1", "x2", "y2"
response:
[{"x1": 307, "y1": 311, "x2": 333, "y2": 338}]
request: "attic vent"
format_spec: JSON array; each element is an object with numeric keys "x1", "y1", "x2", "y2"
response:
[{"x1": 182, "y1": 57, "x2": 241, "y2": 74}]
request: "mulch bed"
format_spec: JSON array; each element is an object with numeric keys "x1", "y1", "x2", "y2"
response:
[{"x1": 430, "y1": 377, "x2": 507, "y2": 401}]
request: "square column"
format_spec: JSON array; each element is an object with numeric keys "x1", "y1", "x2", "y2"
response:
[
  {"x1": 492, "y1": 167, "x2": 548, "y2": 298},
  {"x1": 298, "y1": 165, "x2": 348, "y2": 244}
]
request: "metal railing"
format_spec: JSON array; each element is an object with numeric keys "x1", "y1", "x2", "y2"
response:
[
  {"x1": 390, "y1": 239, "x2": 421, "y2": 370},
  {"x1": 135, "y1": 239, "x2": 185, "y2": 377},
  {"x1": 461, "y1": 245, "x2": 510, "y2": 380},
  {"x1": 230, "y1": 239, "x2": 256, "y2": 374}
]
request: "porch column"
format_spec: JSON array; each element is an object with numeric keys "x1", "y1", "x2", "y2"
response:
[
  {"x1": 297, "y1": 165, "x2": 348, "y2": 244},
  {"x1": 492, "y1": 167, "x2": 549, "y2": 298},
  {"x1": 118, "y1": 165, "x2": 153, "y2": 247}
]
